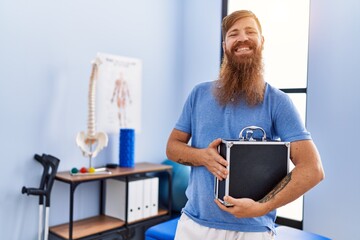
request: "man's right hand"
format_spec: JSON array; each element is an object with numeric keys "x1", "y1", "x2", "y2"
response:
[
  {"x1": 166, "y1": 130, "x2": 228, "y2": 180},
  {"x1": 201, "y1": 138, "x2": 228, "y2": 180}
]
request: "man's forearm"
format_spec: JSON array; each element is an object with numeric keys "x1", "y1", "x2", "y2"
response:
[
  {"x1": 166, "y1": 129, "x2": 228, "y2": 180},
  {"x1": 259, "y1": 172, "x2": 293, "y2": 204},
  {"x1": 258, "y1": 140, "x2": 325, "y2": 213},
  {"x1": 166, "y1": 139, "x2": 203, "y2": 166}
]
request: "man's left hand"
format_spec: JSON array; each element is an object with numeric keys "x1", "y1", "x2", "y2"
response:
[{"x1": 214, "y1": 196, "x2": 267, "y2": 218}]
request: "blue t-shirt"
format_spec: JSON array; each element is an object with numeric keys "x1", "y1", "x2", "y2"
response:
[{"x1": 174, "y1": 81, "x2": 311, "y2": 233}]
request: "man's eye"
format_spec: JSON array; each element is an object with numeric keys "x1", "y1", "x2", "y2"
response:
[{"x1": 247, "y1": 31, "x2": 257, "y2": 35}]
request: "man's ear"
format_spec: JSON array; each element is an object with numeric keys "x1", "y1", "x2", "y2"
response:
[{"x1": 222, "y1": 41, "x2": 226, "y2": 53}]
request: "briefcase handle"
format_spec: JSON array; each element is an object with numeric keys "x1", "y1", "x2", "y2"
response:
[{"x1": 239, "y1": 126, "x2": 266, "y2": 141}]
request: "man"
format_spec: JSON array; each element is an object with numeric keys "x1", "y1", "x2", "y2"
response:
[{"x1": 166, "y1": 10, "x2": 325, "y2": 240}]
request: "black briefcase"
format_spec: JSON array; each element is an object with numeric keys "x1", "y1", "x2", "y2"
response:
[{"x1": 214, "y1": 126, "x2": 290, "y2": 206}]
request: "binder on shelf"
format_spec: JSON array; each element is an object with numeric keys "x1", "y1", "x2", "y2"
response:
[
  {"x1": 105, "y1": 179, "x2": 126, "y2": 220},
  {"x1": 142, "y1": 178, "x2": 152, "y2": 218},
  {"x1": 150, "y1": 177, "x2": 159, "y2": 216},
  {"x1": 128, "y1": 179, "x2": 143, "y2": 222},
  {"x1": 105, "y1": 176, "x2": 160, "y2": 222},
  {"x1": 105, "y1": 178, "x2": 143, "y2": 222}
]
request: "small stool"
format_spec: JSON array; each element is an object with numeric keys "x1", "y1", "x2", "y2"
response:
[{"x1": 145, "y1": 218, "x2": 331, "y2": 240}]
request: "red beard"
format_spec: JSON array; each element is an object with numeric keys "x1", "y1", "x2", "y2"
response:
[{"x1": 214, "y1": 41, "x2": 265, "y2": 106}]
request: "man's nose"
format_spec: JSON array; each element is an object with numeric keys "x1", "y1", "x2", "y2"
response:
[{"x1": 236, "y1": 32, "x2": 249, "y2": 42}]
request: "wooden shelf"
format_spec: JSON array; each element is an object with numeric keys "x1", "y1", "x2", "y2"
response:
[
  {"x1": 50, "y1": 210, "x2": 169, "y2": 239},
  {"x1": 50, "y1": 162, "x2": 172, "y2": 239},
  {"x1": 49, "y1": 215, "x2": 125, "y2": 239},
  {"x1": 55, "y1": 162, "x2": 172, "y2": 183},
  {"x1": 128, "y1": 208, "x2": 168, "y2": 224}
]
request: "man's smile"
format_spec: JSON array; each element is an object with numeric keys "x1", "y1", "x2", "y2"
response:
[{"x1": 235, "y1": 46, "x2": 252, "y2": 54}]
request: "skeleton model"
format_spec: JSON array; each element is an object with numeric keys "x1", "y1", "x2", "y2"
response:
[{"x1": 76, "y1": 59, "x2": 108, "y2": 168}]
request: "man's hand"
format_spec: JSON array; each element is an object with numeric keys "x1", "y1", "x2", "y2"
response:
[
  {"x1": 214, "y1": 196, "x2": 267, "y2": 218},
  {"x1": 202, "y1": 138, "x2": 228, "y2": 180},
  {"x1": 166, "y1": 130, "x2": 228, "y2": 180}
]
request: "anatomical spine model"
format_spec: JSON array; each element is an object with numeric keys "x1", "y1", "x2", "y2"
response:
[{"x1": 76, "y1": 59, "x2": 108, "y2": 167}]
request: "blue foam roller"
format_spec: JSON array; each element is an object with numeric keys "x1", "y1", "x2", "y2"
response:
[{"x1": 119, "y1": 128, "x2": 135, "y2": 168}]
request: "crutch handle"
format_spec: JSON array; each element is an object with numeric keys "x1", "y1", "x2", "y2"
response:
[
  {"x1": 34, "y1": 154, "x2": 47, "y2": 166},
  {"x1": 34, "y1": 154, "x2": 42, "y2": 161},
  {"x1": 22, "y1": 186, "x2": 45, "y2": 196}
]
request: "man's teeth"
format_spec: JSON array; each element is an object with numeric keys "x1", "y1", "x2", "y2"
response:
[{"x1": 236, "y1": 47, "x2": 250, "y2": 52}]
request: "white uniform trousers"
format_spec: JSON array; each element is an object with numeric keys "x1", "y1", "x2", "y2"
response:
[{"x1": 175, "y1": 213, "x2": 274, "y2": 240}]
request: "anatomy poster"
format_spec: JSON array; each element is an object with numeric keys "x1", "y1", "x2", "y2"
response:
[{"x1": 95, "y1": 52, "x2": 142, "y2": 133}]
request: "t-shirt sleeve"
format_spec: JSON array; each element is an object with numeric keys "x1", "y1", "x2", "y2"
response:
[
  {"x1": 174, "y1": 88, "x2": 195, "y2": 134},
  {"x1": 273, "y1": 93, "x2": 311, "y2": 142}
]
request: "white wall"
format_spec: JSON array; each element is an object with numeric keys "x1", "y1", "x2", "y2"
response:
[
  {"x1": 0, "y1": 0, "x2": 223, "y2": 239},
  {"x1": 305, "y1": 0, "x2": 360, "y2": 239},
  {"x1": 180, "y1": 0, "x2": 222, "y2": 101},
  {"x1": 0, "y1": 0, "x2": 184, "y2": 239}
]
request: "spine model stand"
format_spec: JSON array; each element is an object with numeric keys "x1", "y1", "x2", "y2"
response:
[{"x1": 76, "y1": 59, "x2": 108, "y2": 169}]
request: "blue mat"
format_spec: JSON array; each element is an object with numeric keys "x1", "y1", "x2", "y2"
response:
[{"x1": 145, "y1": 217, "x2": 331, "y2": 240}]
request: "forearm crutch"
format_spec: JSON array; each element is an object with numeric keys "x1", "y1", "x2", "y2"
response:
[
  {"x1": 22, "y1": 154, "x2": 60, "y2": 240},
  {"x1": 42, "y1": 154, "x2": 59, "y2": 240}
]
